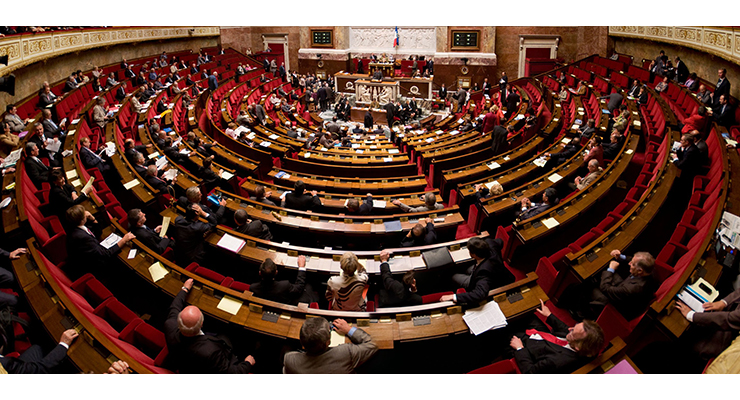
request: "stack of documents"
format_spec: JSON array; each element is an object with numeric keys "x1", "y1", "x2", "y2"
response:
[{"x1": 462, "y1": 301, "x2": 508, "y2": 336}]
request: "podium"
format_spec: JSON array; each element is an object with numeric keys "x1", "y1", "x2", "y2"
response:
[{"x1": 369, "y1": 62, "x2": 394, "y2": 78}]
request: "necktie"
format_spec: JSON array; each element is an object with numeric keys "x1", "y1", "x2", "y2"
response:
[
  {"x1": 526, "y1": 329, "x2": 569, "y2": 347},
  {"x1": 84, "y1": 226, "x2": 94, "y2": 237}
]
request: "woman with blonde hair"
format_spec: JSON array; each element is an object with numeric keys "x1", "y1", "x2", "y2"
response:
[{"x1": 325, "y1": 252, "x2": 368, "y2": 311}]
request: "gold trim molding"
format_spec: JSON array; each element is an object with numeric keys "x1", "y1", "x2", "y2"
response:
[
  {"x1": 0, "y1": 26, "x2": 220, "y2": 75},
  {"x1": 609, "y1": 26, "x2": 739, "y2": 65}
]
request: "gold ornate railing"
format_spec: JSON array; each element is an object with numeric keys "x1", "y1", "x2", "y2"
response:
[
  {"x1": 609, "y1": 26, "x2": 740, "y2": 65},
  {"x1": 0, "y1": 26, "x2": 220, "y2": 75}
]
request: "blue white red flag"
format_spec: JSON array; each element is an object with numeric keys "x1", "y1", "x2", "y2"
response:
[{"x1": 393, "y1": 27, "x2": 399, "y2": 48}]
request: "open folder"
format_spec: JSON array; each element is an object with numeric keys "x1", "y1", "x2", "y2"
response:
[{"x1": 677, "y1": 278, "x2": 719, "y2": 313}]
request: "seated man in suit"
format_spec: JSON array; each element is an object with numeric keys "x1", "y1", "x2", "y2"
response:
[
  {"x1": 40, "y1": 109, "x2": 65, "y2": 142},
  {"x1": 509, "y1": 299, "x2": 605, "y2": 373},
  {"x1": 172, "y1": 203, "x2": 217, "y2": 266},
  {"x1": 378, "y1": 249, "x2": 423, "y2": 307},
  {"x1": 283, "y1": 180, "x2": 321, "y2": 211},
  {"x1": 123, "y1": 138, "x2": 152, "y2": 165},
  {"x1": 0, "y1": 247, "x2": 27, "y2": 309},
  {"x1": 177, "y1": 186, "x2": 225, "y2": 223},
  {"x1": 283, "y1": 317, "x2": 377, "y2": 374},
  {"x1": 79, "y1": 137, "x2": 110, "y2": 174},
  {"x1": 516, "y1": 188, "x2": 559, "y2": 221},
  {"x1": 578, "y1": 119, "x2": 596, "y2": 142},
  {"x1": 197, "y1": 157, "x2": 227, "y2": 193},
  {"x1": 671, "y1": 133, "x2": 702, "y2": 177},
  {"x1": 392, "y1": 192, "x2": 443, "y2": 213},
  {"x1": 131, "y1": 151, "x2": 148, "y2": 176},
  {"x1": 250, "y1": 257, "x2": 317, "y2": 305},
  {"x1": 441, "y1": 236, "x2": 515, "y2": 306},
  {"x1": 144, "y1": 165, "x2": 175, "y2": 192},
  {"x1": 65, "y1": 205, "x2": 135, "y2": 279},
  {"x1": 710, "y1": 94, "x2": 735, "y2": 129},
  {"x1": 233, "y1": 209, "x2": 272, "y2": 241},
  {"x1": 571, "y1": 159, "x2": 603, "y2": 191},
  {"x1": 49, "y1": 169, "x2": 92, "y2": 217},
  {"x1": 252, "y1": 184, "x2": 276, "y2": 206},
  {"x1": 28, "y1": 122, "x2": 61, "y2": 167},
  {"x1": 602, "y1": 131, "x2": 625, "y2": 160},
  {"x1": 4, "y1": 104, "x2": 30, "y2": 133},
  {"x1": 127, "y1": 208, "x2": 173, "y2": 254},
  {"x1": 0, "y1": 329, "x2": 78, "y2": 374},
  {"x1": 471, "y1": 181, "x2": 504, "y2": 203},
  {"x1": 164, "y1": 279, "x2": 255, "y2": 373},
  {"x1": 676, "y1": 286, "x2": 740, "y2": 359},
  {"x1": 24, "y1": 142, "x2": 59, "y2": 189},
  {"x1": 400, "y1": 218, "x2": 437, "y2": 247},
  {"x1": 346, "y1": 194, "x2": 373, "y2": 215},
  {"x1": 544, "y1": 137, "x2": 582, "y2": 169}
]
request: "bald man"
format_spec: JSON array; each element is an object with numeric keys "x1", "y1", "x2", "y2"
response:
[{"x1": 163, "y1": 279, "x2": 255, "y2": 373}]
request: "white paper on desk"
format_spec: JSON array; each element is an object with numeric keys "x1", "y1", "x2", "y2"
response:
[
  {"x1": 70, "y1": 179, "x2": 82, "y2": 187},
  {"x1": 283, "y1": 255, "x2": 298, "y2": 268},
  {"x1": 571, "y1": 124, "x2": 580, "y2": 130},
  {"x1": 463, "y1": 301, "x2": 508, "y2": 336},
  {"x1": 100, "y1": 233, "x2": 122, "y2": 249},
  {"x1": 503, "y1": 156, "x2": 511, "y2": 161},
  {"x1": 678, "y1": 278, "x2": 719, "y2": 313},
  {"x1": 351, "y1": 143, "x2": 360, "y2": 149},
  {"x1": 105, "y1": 142, "x2": 116, "y2": 157},
  {"x1": 388, "y1": 149, "x2": 400, "y2": 154},
  {"x1": 66, "y1": 169, "x2": 78, "y2": 179},
  {"x1": 329, "y1": 330, "x2": 346, "y2": 347},
  {"x1": 260, "y1": 141, "x2": 271, "y2": 147},
  {"x1": 62, "y1": 149, "x2": 73, "y2": 158},
  {"x1": 123, "y1": 179, "x2": 140, "y2": 190},
  {"x1": 221, "y1": 171, "x2": 234, "y2": 180},
  {"x1": 373, "y1": 200, "x2": 386, "y2": 208},
  {"x1": 625, "y1": 149, "x2": 634, "y2": 155},
  {"x1": 217, "y1": 233, "x2": 246, "y2": 253},
  {"x1": 370, "y1": 145, "x2": 377, "y2": 149},
  {"x1": 383, "y1": 157, "x2": 393, "y2": 162},
  {"x1": 561, "y1": 137, "x2": 572, "y2": 144},
  {"x1": 355, "y1": 149, "x2": 364, "y2": 154},
  {"x1": 66, "y1": 129, "x2": 76, "y2": 137},
  {"x1": 487, "y1": 161, "x2": 501, "y2": 170},
  {"x1": 533, "y1": 156, "x2": 548, "y2": 168},
  {"x1": 425, "y1": 138, "x2": 434, "y2": 143},
  {"x1": 410, "y1": 256, "x2": 426, "y2": 269},
  {"x1": 721, "y1": 211, "x2": 740, "y2": 233},
  {"x1": 148, "y1": 261, "x2": 168, "y2": 282},
  {"x1": 364, "y1": 258, "x2": 380, "y2": 274},
  {"x1": 127, "y1": 249, "x2": 137, "y2": 259},
  {"x1": 485, "y1": 181, "x2": 499, "y2": 190},
  {"x1": 148, "y1": 151, "x2": 160, "y2": 159},
  {"x1": 71, "y1": 118, "x2": 80, "y2": 125},
  {"x1": 548, "y1": 173, "x2": 563, "y2": 183},
  {"x1": 390, "y1": 257, "x2": 413, "y2": 272},
  {"x1": 450, "y1": 247, "x2": 472, "y2": 263},
  {"x1": 217, "y1": 296, "x2": 243, "y2": 316},
  {"x1": 269, "y1": 134, "x2": 279, "y2": 140},
  {"x1": 178, "y1": 149, "x2": 190, "y2": 156},
  {"x1": 542, "y1": 217, "x2": 560, "y2": 229}
]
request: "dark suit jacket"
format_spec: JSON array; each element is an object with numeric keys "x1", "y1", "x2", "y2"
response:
[
  {"x1": 714, "y1": 78, "x2": 731, "y2": 104},
  {"x1": 163, "y1": 289, "x2": 252, "y2": 373},
  {"x1": 24, "y1": 157, "x2": 51, "y2": 189},
  {"x1": 713, "y1": 103, "x2": 735, "y2": 128},
  {"x1": 49, "y1": 183, "x2": 87, "y2": 217},
  {"x1": 176, "y1": 197, "x2": 225, "y2": 221},
  {"x1": 208, "y1": 75, "x2": 218, "y2": 91},
  {"x1": 491, "y1": 125, "x2": 508, "y2": 154},
  {"x1": 131, "y1": 224, "x2": 171, "y2": 254},
  {"x1": 0, "y1": 344, "x2": 68, "y2": 374},
  {"x1": 485, "y1": 237, "x2": 517, "y2": 288},
  {"x1": 383, "y1": 103, "x2": 396, "y2": 122},
  {"x1": 250, "y1": 270, "x2": 306, "y2": 305},
  {"x1": 455, "y1": 258, "x2": 495, "y2": 305},
  {"x1": 378, "y1": 262, "x2": 423, "y2": 307},
  {"x1": 284, "y1": 192, "x2": 321, "y2": 211},
  {"x1": 235, "y1": 220, "x2": 272, "y2": 241},
  {"x1": 627, "y1": 85, "x2": 640, "y2": 97},
  {"x1": 675, "y1": 61, "x2": 689, "y2": 83},
  {"x1": 172, "y1": 214, "x2": 216, "y2": 265},
  {"x1": 400, "y1": 222, "x2": 437, "y2": 247},
  {"x1": 506, "y1": 93, "x2": 520, "y2": 113},
  {"x1": 347, "y1": 194, "x2": 373, "y2": 216},
  {"x1": 675, "y1": 143, "x2": 702, "y2": 175},
  {"x1": 364, "y1": 112, "x2": 373, "y2": 129},
  {"x1": 514, "y1": 314, "x2": 587, "y2": 373},
  {"x1": 517, "y1": 202, "x2": 553, "y2": 221},
  {"x1": 596, "y1": 264, "x2": 657, "y2": 320},
  {"x1": 65, "y1": 222, "x2": 121, "y2": 279}
]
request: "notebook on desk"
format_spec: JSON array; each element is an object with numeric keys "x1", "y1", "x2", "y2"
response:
[{"x1": 422, "y1": 247, "x2": 454, "y2": 268}]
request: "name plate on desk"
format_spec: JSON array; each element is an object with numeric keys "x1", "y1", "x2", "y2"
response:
[{"x1": 413, "y1": 316, "x2": 432, "y2": 326}]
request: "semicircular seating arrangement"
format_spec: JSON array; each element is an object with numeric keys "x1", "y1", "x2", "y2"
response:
[{"x1": 3, "y1": 42, "x2": 737, "y2": 375}]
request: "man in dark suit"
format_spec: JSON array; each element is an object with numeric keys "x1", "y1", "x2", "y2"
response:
[
  {"x1": 456, "y1": 86, "x2": 467, "y2": 113},
  {"x1": 172, "y1": 203, "x2": 217, "y2": 266},
  {"x1": 378, "y1": 250, "x2": 422, "y2": 307},
  {"x1": 578, "y1": 119, "x2": 596, "y2": 142},
  {"x1": 674, "y1": 57, "x2": 689, "y2": 83},
  {"x1": 208, "y1": 71, "x2": 218, "y2": 91},
  {"x1": 626, "y1": 80, "x2": 641, "y2": 97},
  {"x1": 441, "y1": 236, "x2": 515, "y2": 306},
  {"x1": 0, "y1": 329, "x2": 78, "y2": 374},
  {"x1": 233, "y1": 209, "x2": 272, "y2": 241},
  {"x1": 40, "y1": 109, "x2": 65, "y2": 140},
  {"x1": 505, "y1": 88, "x2": 520, "y2": 120},
  {"x1": 24, "y1": 142, "x2": 56, "y2": 189},
  {"x1": 499, "y1": 71, "x2": 508, "y2": 92},
  {"x1": 676, "y1": 286, "x2": 740, "y2": 359},
  {"x1": 346, "y1": 194, "x2": 373, "y2": 215},
  {"x1": 49, "y1": 169, "x2": 92, "y2": 217},
  {"x1": 400, "y1": 219, "x2": 437, "y2": 247},
  {"x1": 64, "y1": 205, "x2": 135, "y2": 279},
  {"x1": 283, "y1": 180, "x2": 321, "y2": 211},
  {"x1": 696, "y1": 85, "x2": 712, "y2": 106},
  {"x1": 317, "y1": 83, "x2": 328, "y2": 111},
  {"x1": 439, "y1": 83, "x2": 447, "y2": 100},
  {"x1": 163, "y1": 279, "x2": 255, "y2": 373},
  {"x1": 78, "y1": 137, "x2": 110, "y2": 173},
  {"x1": 671, "y1": 133, "x2": 702, "y2": 177},
  {"x1": 364, "y1": 110, "x2": 373, "y2": 129},
  {"x1": 383, "y1": 101, "x2": 396, "y2": 128},
  {"x1": 509, "y1": 300, "x2": 605, "y2": 373},
  {"x1": 144, "y1": 165, "x2": 175, "y2": 192},
  {"x1": 598, "y1": 92, "x2": 623, "y2": 114},
  {"x1": 250, "y1": 257, "x2": 316, "y2": 305},
  {"x1": 594, "y1": 250, "x2": 658, "y2": 319},
  {"x1": 516, "y1": 188, "x2": 558, "y2": 221},
  {"x1": 711, "y1": 94, "x2": 735, "y2": 129},
  {"x1": 712, "y1": 68, "x2": 730, "y2": 106},
  {"x1": 115, "y1": 82, "x2": 127, "y2": 102},
  {"x1": 177, "y1": 186, "x2": 226, "y2": 222},
  {"x1": 544, "y1": 137, "x2": 581, "y2": 169},
  {"x1": 128, "y1": 208, "x2": 173, "y2": 255}
]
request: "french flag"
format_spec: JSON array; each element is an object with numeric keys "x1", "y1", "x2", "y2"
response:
[{"x1": 393, "y1": 27, "x2": 399, "y2": 48}]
